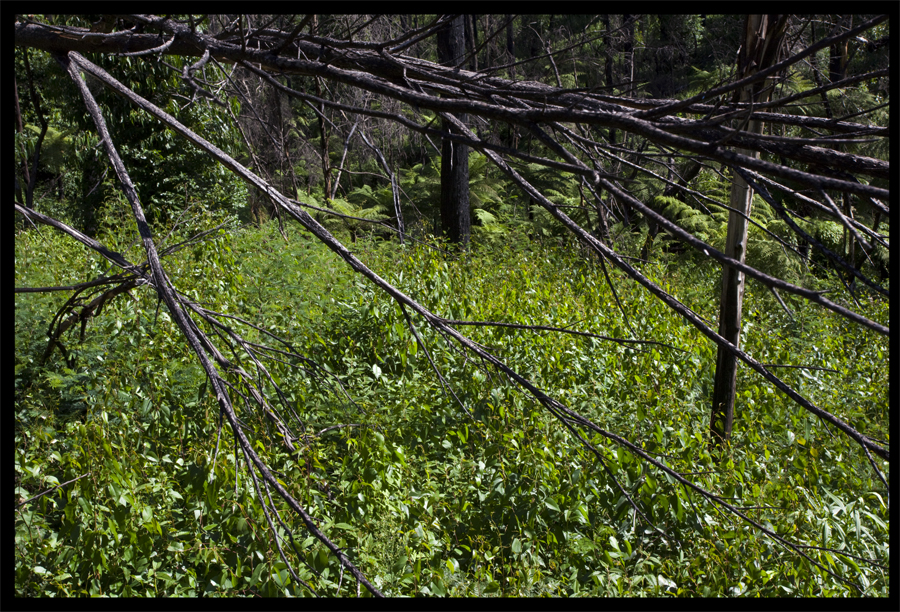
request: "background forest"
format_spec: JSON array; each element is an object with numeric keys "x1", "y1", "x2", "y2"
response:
[{"x1": 15, "y1": 14, "x2": 889, "y2": 597}]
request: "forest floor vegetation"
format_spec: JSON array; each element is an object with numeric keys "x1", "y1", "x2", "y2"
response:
[{"x1": 15, "y1": 217, "x2": 889, "y2": 597}]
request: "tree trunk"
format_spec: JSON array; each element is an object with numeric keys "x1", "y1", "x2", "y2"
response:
[
  {"x1": 14, "y1": 72, "x2": 29, "y2": 205},
  {"x1": 710, "y1": 141, "x2": 754, "y2": 447},
  {"x1": 437, "y1": 16, "x2": 471, "y2": 247},
  {"x1": 710, "y1": 14, "x2": 786, "y2": 450},
  {"x1": 602, "y1": 15, "x2": 618, "y2": 150},
  {"x1": 623, "y1": 15, "x2": 635, "y2": 97},
  {"x1": 312, "y1": 17, "x2": 332, "y2": 201},
  {"x1": 505, "y1": 15, "x2": 515, "y2": 80},
  {"x1": 829, "y1": 15, "x2": 852, "y2": 83},
  {"x1": 465, "y1": 15, "x2": 478, "y2": 72}
]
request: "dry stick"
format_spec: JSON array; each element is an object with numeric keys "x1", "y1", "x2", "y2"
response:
[
  {"x1": 584, "y1": 420, "x2": 865, "y2": 590},
  {"x1": 604, "y1": 128, "x2": 889, "y2": 335},
  {"x1": 557, "y1": 121, "x2": 807, "y2": 259},
  {"x1": 67, "y1": 50, "x2": 883, "y2": 593},
  {"x1": 550, "y1": 403, "x2": 684, "y2": 550},
  {"x1": 270, "y1": 15, "x2": 314, "y2": 57},
  {"x1": 191, "y1": 318, "x2": 304, "y2": 452},
  {"x1": 304, "y1": 59, "x2": 884, "y2": 198},
  {"x1": 240, "y1": 445, "x2": 317, "y2": 596},
  {"x1": 440, "y1": 303, "x2": 866, "y2": 592},
  {"x1": 818, "y1": 189, "x2": 872, "y2": 253},
  {"x1": 61, "y1": 51, "x2": 382, "y2": 598},
  {"x1": 357, "y1": 129, "x2": 405, "y2": 243},
  {"x1": 331, "y1": 118, "x2": 358, "y2": 200},
  {"x1": 471, "y1": 348, "x2": 865, "y2": 593},
  {"x1": 15, "y1": 274, "x2": 134, "y2": 293},
  {"x1": 204, "y1": 320, "x2": 305, "y2": 436},
  {"x1": 611, "y1": 169, "x2": 887, "y2": 336},
  {"x1": 24, "y1": 43, "x2": 886, "y2": 454},
  {"x1": 238, "y1": 57, "x2": 602, "y2": 181},
  {"x1": 442, "y1": 319, "x2": 684, "y2": 352},
  {"x1": 13, "y1": 16, "x2": 887, "y2": 178},
  {"x1": 237, "y1": 47, "x2": 888, "y2": 224},
  {"x1": 292, "y1": 110, "x2": 876, "y2": 594},
  {"x1": 16, "y1": 473, "x2": 91, "y2": 510}
]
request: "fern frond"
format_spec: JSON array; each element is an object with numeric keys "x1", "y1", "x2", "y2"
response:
[{"x1": 473, "y1": 208, "x2": 499, "y2": 226}]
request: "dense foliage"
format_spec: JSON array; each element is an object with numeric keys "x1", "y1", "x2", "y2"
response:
[
  {"x1": 16, "y1": 217, "x2": 889, "y2": 596},
  {"x1": 15, "y1": 13, "x2": 889, "y2": 599}
]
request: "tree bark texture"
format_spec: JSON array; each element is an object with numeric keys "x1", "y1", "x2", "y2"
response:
[
  {"x1": 710, "y1": 14, "x2": 786, "y2": 448},
  {"x1": 437, "y1": 16, "x2": 471, "y2": 246}
]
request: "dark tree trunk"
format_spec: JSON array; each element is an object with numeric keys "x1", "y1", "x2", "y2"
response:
[
  {"x1": 14, "y1": 72, "x2": 29, "y2": 205},
  {"x1": 312, "y1": 17, "x2": 332, "y2": 201},
  {"x1": 437, "y1": 16, "x2": 471, "y2": 247},
  {"x1": 602, "y1": 15, "x2": 618, "y2": 146},
  {"x1": 505, "y1": 15, "x2": 515, "y2": 80},
  {"x1": 465, "y1": 15, "x2": 478, "y2": 72},
  {"x1": 623, "y1": 15, "x2": 635, "y2": 97},
  {"x1": 829, "y1": 15, "x2": 852, "y2": 83}
]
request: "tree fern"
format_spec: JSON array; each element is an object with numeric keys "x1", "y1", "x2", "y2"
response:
[
  {"x1": 347, "y1": 183, "x2": 393, "y2": 211},
  {"x1": 512, "y1": 162, "x2": 594, "y2": 238},
  {"x1": 400, "y1": 159, "x2": 442, "y2": 218},
  {"x1": 468, "y1": 152, "x2": 505, "y2": 211},
  {"x1": 682, "y1": 65, "x2": 733, "y2": 101},
  {"x1": 472, "y1": 208, "x2": 507, "y2": 239},
  {"x1": 745, "y1": 222, "x2": 803, "y2": 282},
  {"x1": 799, "y1": 218, "x2": 844, "y2": 254},
  {"x1": 653, "y1": 194, "x2": 722, "y2": 244},
  {"x1": 776, "y1": 73, "x2": 820, "y2": 115}
]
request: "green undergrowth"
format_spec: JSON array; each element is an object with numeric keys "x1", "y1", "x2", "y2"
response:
[{"x1": 15, "y1": 220, "x2": 889, "y2": 597}]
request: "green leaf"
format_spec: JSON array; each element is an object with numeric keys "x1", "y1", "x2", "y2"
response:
[
  {"x1": 392, "y1": 445, "x2": 406, "y2": 465},
  {"x1": 576, "y1": 504, "x2": 590, "y2": 525}
]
